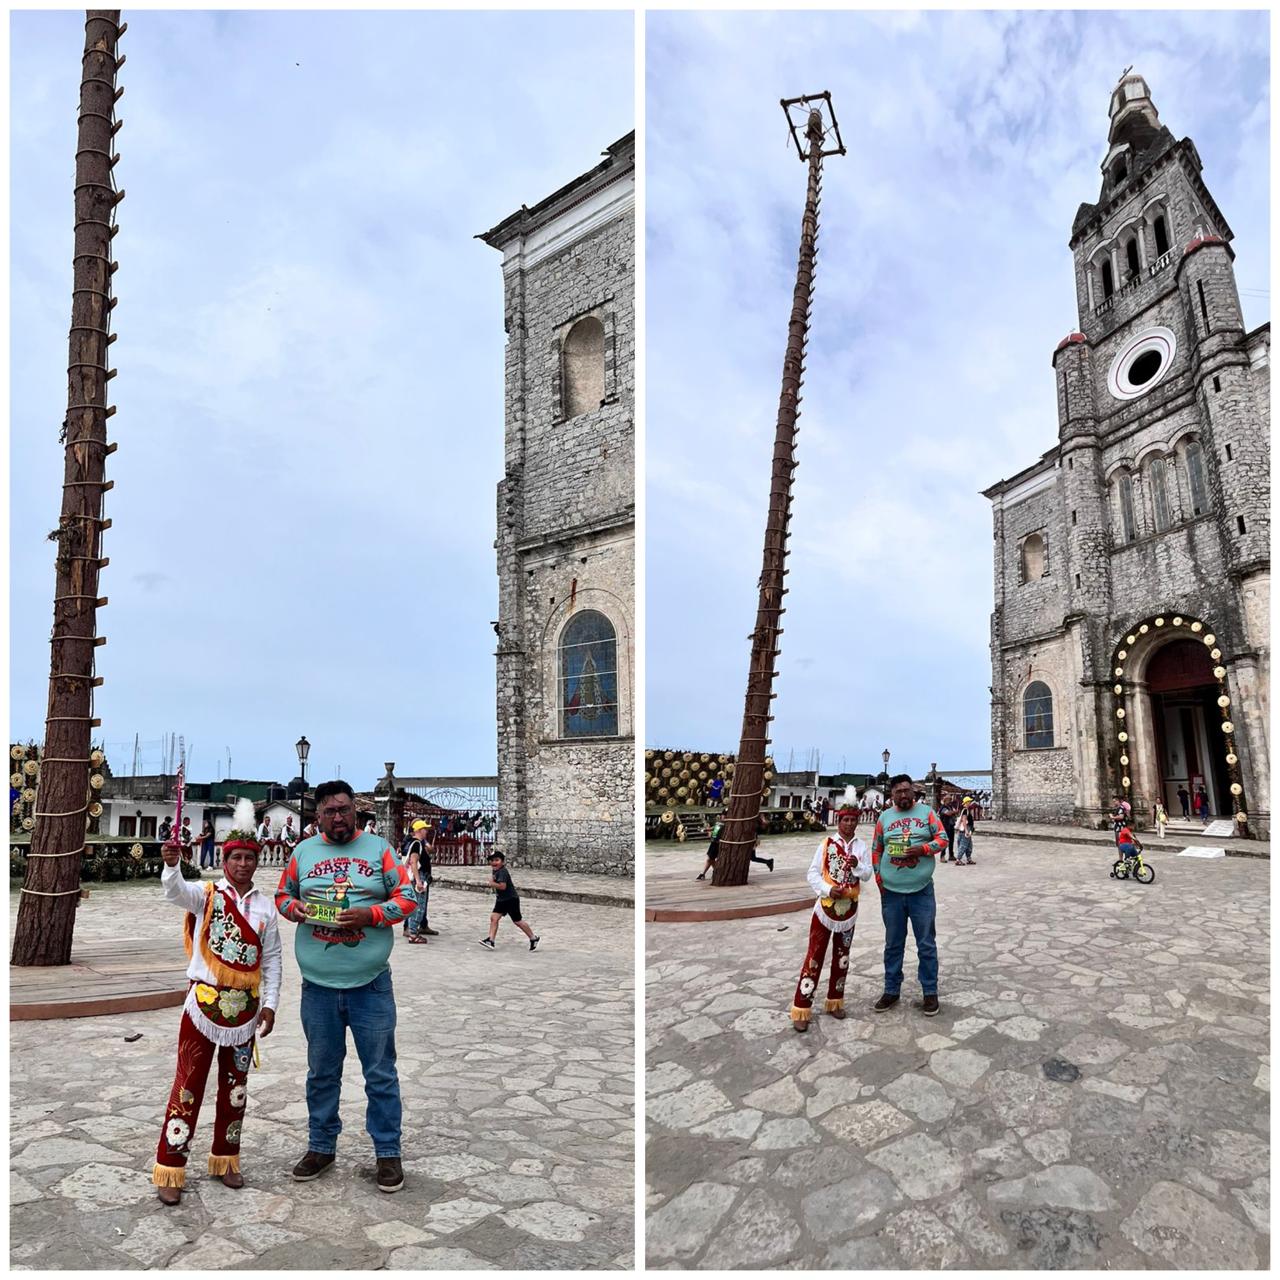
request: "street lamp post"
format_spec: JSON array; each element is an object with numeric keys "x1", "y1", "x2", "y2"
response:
[
  {"x1": 296, "y1": 735, "x2": 310, "y2": 834},
  {"x1": 881, "y1": 747, "x2": 890, "y2": 803}
]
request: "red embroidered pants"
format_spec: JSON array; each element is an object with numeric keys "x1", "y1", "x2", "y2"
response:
[
  {"x1": 152, "y1": 1011, "x2": 252, "y2": 1187},
  {"x1": 790, "y1": 912, "x2": 854, "y2": 1024}
]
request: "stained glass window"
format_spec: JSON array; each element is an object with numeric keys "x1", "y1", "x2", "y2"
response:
[
  {"x1": 560, "y1": 609, "x2": 618, "y2": 738},
  {"x1": 1023, "y1": 681, "x2": 1054, "y2": 749},
  {"x1": 1118, "y1": 473, "x2": 1136, "y2": 542}
]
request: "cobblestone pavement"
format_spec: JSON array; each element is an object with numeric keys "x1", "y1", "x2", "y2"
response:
[
  {"x1": 646, "y1": 833, "x2": 1268, "y2": 1269},
  {"x1": 11, "y1": 881, "x2": 635, "y2": 1270}
]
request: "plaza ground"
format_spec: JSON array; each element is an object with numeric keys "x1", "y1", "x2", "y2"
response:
[
  {"x1": 10, "y1": 879, "x2": 634, "y2": 1270},
  {"x1": 645, "y1": 831, "x2": 1268, "y2": 1269}
]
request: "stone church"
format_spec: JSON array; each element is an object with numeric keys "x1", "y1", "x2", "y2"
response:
[
  {"x1": 480, "y1": 134, "x2": 635, "y2": 874},
  {"x1": 984, "y1": 74, "x2": 1269, "y2": 836}
]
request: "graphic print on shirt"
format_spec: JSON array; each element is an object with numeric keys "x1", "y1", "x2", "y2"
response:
[
  {"x1": 881, "y1": 813, "x2": 927, "y2": 867},
  {"x1": 305, "y1": 855, "x2": 374, "y2": 948}
]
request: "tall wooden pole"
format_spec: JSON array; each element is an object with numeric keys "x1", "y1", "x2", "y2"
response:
[
  {"x1": 715, "y1": 98, "x2": 842, "y2": 887},
  {"x1": 12, "y1": 10, "x2": 124, "y2": 966}
]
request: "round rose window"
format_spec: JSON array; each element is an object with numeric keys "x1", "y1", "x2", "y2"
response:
[{"x1": 1107, "y1": 326, "x2": 1177, "y2": 401}]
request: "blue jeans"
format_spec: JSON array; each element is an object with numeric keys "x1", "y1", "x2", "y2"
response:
[
  {"x1": 881, "y1": 882, "x2": 939, "y2": 996},
  {"x1": 408, "y1": 882, "x2": 429, "y2": 935},
  {"x1": 299, "y1": 969, "x2": 401, "y2": 1157}
]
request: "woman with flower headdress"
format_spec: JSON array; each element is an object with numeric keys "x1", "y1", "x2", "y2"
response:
[{"x1": 152, "y1": 798, "x2": 282, "y2": 1204}]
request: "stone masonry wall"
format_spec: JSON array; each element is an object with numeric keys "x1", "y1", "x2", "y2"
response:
[{"x1": 495, "y1": 174, "x2": 635, "y2": 878}]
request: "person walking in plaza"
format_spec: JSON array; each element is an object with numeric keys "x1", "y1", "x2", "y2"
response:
[
  {"x1": 789, "y1": 797, "x2": 872, "y2": 1032},
  {"x1": 478, "y1": 850, "x2": 539, "y2": 950},
  {"x1": 275, "y1": 780, "x2": 417, "y2": 1193},
  {"x1": 151, "y1": 800, "x2": 281, "y2": 1204},
  {"x1": 197, "y1": 818, "x2": 216, "y2": 870},
  {"x1": 1154, "y1": 800, "x2": 1168, "y2": 839},
  {"x1": 939, "y1": 795, "x2": 958, "y2": 862},
  {"x1": 695, "y1": 814, "x2": 722, "y2": 880},
  {"x1": 870, "y1": 774, "x2": 949, "y2": 1016},
  {"x1": 404, "y1": 819, "x2": 438, "y2": 941},
  {"x1": 1195, "y1": 785, "x2": 1210, "y2": 819},
  {"x1": 1176, "y1": 784, "x2": 1191, "y2": 819},
  {"x1": 955, "y1": 796, "x2": 977, "y2": 865}
]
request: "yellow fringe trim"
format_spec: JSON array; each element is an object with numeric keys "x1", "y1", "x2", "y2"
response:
[
  {"x1": 789, "y1": 1004, "x2": 812, "y2": 1024},
  {"x1": 183, "y1": 883, "x2": 258, "y2": 991},
  {"x1": 152, "y1": 1162, "x2": 186, "y2": 1189},
  {"x1": 824, "y1": 998, "x2": 844, "y2": 1013},
  {"x1": 207, "y1": 1153, "x2": 241, "y2": 1175}
]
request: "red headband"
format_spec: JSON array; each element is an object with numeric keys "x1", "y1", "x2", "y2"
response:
[{"x1": 221, "y1": 836, "x2": 261, "y2": 857}]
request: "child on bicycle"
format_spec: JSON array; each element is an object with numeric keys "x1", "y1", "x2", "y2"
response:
[{"x1": 1115, "y1": 823, "x2": 1142, "y2": 868}]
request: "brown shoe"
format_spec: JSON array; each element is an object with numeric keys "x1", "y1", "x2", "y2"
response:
[
  {"x1": 220, "y1": 1169, "x2": 245, "y2": 1189},
  {"x1": 157, "y1": 1185, "x2": 182, "y2": 1205},
  {"x1": 827, "y1": 1007, "x2": 847, "y2": 1020},
  {"x1": 292, "y1": 1150, "x2": 336, "y2": 1181},
  {"x1": 376, "y1": 1156, "x2": 405, "y2": 1193},
  {"x1": 422, "y1": 926, "x2": 439, "y2": 936},
  {"x1": 793, "y1": 1019, "x2": 809, "y2": 1033}
]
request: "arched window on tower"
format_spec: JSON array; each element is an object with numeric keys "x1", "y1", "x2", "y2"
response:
[
  {"x1": 1124, "y1": 237, "x2": 1140, "y2": 280},
  {"x1": 1112, "y1": 159, "x2": 1127, "y2": 186},
  {"x1": 1023, "y1": 681, "x2": 1055, "y2": 749},
  {"x1": 1184, "y1": 439, "x2": 1208, "y2": 517},
  {"x1": 1101, "y1": 259, "x2": 1114, "y2": 300},
  {"x1": 1149, "y1": 456, "x2": 1172, "y2": 532},
  {"x1": 1020, "y1": 532, "x2": 1046, "y2": 583},
  {"x1": 562, "y1": 316, "x2": 606, "y2": 419},
  {"x1": 1117, "y1": 472, "x2": 1137, "y2": 543},
  {"x1": 1153, "y1": 213, "x2": 1170, "y2": 256},
  {"x1": 559, "y1": 609, "x2": 618, "y2": 738}
]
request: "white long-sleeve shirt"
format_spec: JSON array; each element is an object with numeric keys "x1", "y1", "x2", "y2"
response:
[
  {"x1": 806, "y1": 833, "x2": 872, "y2": 934},
  {"x1": 162, "y1": 862, "x2": 282, "y2": 1012}
]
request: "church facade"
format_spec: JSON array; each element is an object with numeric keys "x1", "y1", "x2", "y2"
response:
[
  {"x1": 480, "y1": 135, "x2": 635, "y2": 875},
  {"x1": 984, "y1": 75, "x2": 1269, "y2": 836}
]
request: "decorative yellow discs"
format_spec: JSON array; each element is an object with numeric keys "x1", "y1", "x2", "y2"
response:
[
  {"x1": 1221, "y1": 721, "x2": 1234, "y2": 733},
  {"x1": 1213, "y1": 666, "x2": 1226, "y2": 679},
  {"x1": 1203, "y1": 634, "x2": 1216, "y2": 646},
  {"x1": 1119, "y1": 732, "x2": 1128, "y2": 742},
  {"x1": 1122, "y1": 777, "x2": 1130, "y2": 787},
  {"x1": 1217, "y1": 695, "x2": 1230, "y2": 708},
  {"x1": 1120, "y1": 755, "x2": 1129, "y2": 766},
  {"x1": 1226, "y1": 753, "x2": 1238, "y2": 766},
  {"x1": 1191, "y1": 621, "x2": 1203, "y2": 632},
  {"x1": 1139, "y1": 624, "x2": 1149, "y2": 633},
  {"x1": 1236, "y1": 811, "x2": 1248, "y2": 822},
  {"x1": 1230, "y1": 783, "x2": 1243, "y2": 796},
  {"x1": 1172, "y1": 616, "x2": 1183, "y2": 625},
  {"x1": 1127, "y1": 634, "x2": 1137, "y2": 645},
  {"x1": 89, "y1": 773, "x2": 104, "y2": 790},
  {"x1": 1155, "y1": 617, "x2": 1164, "y2": 626},
  {"x1": 1114, "y1": 684, "x2": 1123, "y2": 695},
  {"x1": 1118, "y1": 649, "x2": 1128, "y2": 659},
  {"x1": 1211, "y1": 649, "x2": 1222, "y2": 661},
  {"x1": 1115, "y1": 667, "x2": 1124, "y2": 677},
  {"x1": 1116, "y1": 708, "x2": 1125, "y2": 718},
  {"x1": 10, "y1": 745, "x2": 25, "y2": 761}
]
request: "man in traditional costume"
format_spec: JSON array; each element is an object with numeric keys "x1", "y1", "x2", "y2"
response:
[
  {"x1": 789, "y1": 795, "x2": 872, "y2": 1032},
  {"x1": 152, "y1": 799, "x2": 282, "y2": 1204}
]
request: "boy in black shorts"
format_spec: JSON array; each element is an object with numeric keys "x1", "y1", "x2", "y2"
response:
[{"x1": 478, "y1": 850, "x2": 539, "y2": 951}]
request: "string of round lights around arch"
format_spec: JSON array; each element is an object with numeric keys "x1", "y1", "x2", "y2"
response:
[{"x1": 1111, "y1": 614, "x2": 1249, "y2": 836}]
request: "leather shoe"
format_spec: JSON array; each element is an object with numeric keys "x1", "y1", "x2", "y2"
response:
[
  {"x1": 156, "y1": 1185, "x2": 182, "y2": 1205},
  {"x1": 873, "y1": 993, "x2": 900, "y2": 1012},
  {"x1": 292, "y1": 1150, "x2": 336, "y2": 1181},
  {"x1": 220, "y1": 1169, "x2": 245, "y2": 1189},
  {"x1": 376, "y1": 1156, "x2": 405, "y2": 1193}
]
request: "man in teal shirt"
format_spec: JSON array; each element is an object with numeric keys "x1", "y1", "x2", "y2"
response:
[
  {"x1": 870, "y1": 773, "x2": 948, "y2": 1016},
  {"x1": 276, "y1": 780, "x2": 416, "y2": 1192}
]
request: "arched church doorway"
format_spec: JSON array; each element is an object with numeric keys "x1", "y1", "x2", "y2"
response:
[{"x1": 1145, "y1": 639, "x2": 1231, "y2": 818}]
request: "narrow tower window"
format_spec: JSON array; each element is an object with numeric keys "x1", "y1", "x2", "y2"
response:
[
  {"x1": 1237, "y1": 515, "x2": 1247, "y2": 536},
  {"x1": 1101, "y1": 260, "x2": 1114, "y2": 299},
  {"x1": 1150, "y1": 457, "x2": 1172, "y2": 531},
  {"x1": 1197, "y1": 280, "x2": 1209, "y2": 329},
  {"x1": 1125, "y1": 238, "x2": 1140, "y2": 279},
  {"x1": 1020, "y1": 533, "x2": 1046, "y2": 583},
  {"x1": 562, "y1": 316, "x2": 606, "y2": 419},
  {"x1": 1154, "y1": 214, "x2": 1169, "y2": 256},
  {"x1": 1118, "y1": 473, "x2": 1136, "y2": 543},
  {"x1": 1185, "y1": 440, "x2": 1208, "y2": 516}
]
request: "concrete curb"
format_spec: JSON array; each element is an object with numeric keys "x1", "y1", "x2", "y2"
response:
[
  {"x1": 430, "y1": 873, "x2": 634, "y2": 910},
  {"x1": 986, "y1": 826, "x2": 1269, "y2": 860}
]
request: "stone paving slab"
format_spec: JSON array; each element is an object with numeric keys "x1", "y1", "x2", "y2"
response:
[
  {"x1": 430, "y1": 865, "x2": 634, "y2": 908},
  {"x1": 645, "y1": 834, "x2": 1269, "y2": 1270},
  {"x1": 10, "y1": 881, "x2": 635, "y2": 1270}
]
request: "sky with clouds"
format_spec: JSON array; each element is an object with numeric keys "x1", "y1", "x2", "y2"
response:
[
  {"x1": 645, "y1": 9, "x2": 1268, "y2": 782},
  {"x1": 11, "y1": 10, "x2": 633, "y2": 790}
]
